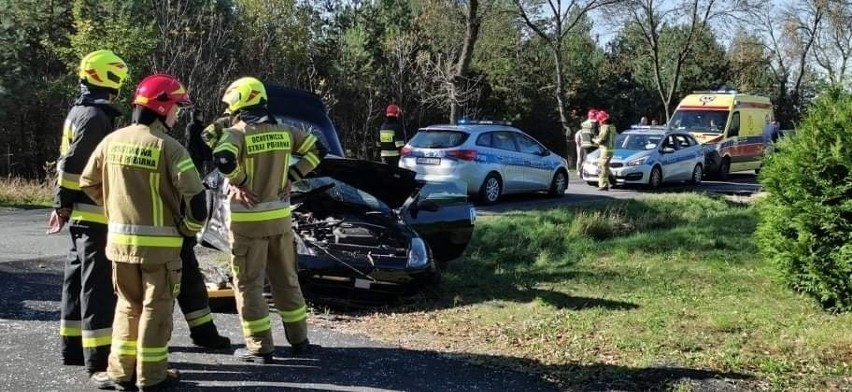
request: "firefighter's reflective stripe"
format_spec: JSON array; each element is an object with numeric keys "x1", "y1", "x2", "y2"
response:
[
  {"x1": 108, "y1": 233, "x2": 182, "y2": 248},
  {"x1": 60, "y1": 119, "x2": 74, "y2": 155},
  {"x1": 395, "y1": 141, "x2": 405, "y2": 148},
  {"x1": 379, "y1": 130, "x2": 395, "y2": 143},
  {"x1": 230, "y1": 200, "x2": 291, "y2": 222},
  {"x1": 59, "y1": 172, "x2": 82, "y2": 190},
  {"x1": 296, "y1": 134, "x2": 317, "y2": 155},
  {"x1": 246, "y1": 158, "x2": 255, "y2": 188},
  {"x1": 139, "y1": 346, "x2": 168, "y2": 362},
  {"x1": 302, "y1": 152, "x2": 320, "y2": 168},
  {"x1": 184, "y1": 307, "x2": 213, "y2": 328},
  {"x1": 149, "y1": 173, "x2": 163, "y2": 226},
  {"x1": 113, "y1": 340, "x2": 137, "y2": 356},
  {"x1": 380, "y1": 149, "x2": 400, "y2": 157},
  {"x1": 281, "y1": 153, "x2": 290, "y2": 187},
  {"x1": 279, "y1": 305, "x2": 307, "y2": 323},
  {"x1": 109, "y1": 223, "x2": 180, "y2": 236},
  {"x1": 242, "y1": 316, "x2": 272, "y2": 335},
  {"x1": 176, "y1": 158, "x2": 195, "y2": 173},
  {"x1": 82, "y1": 327, "x2": 112, "y2": 348},
  {"x1": 70, "y1": 203, "x2": 108, "y2": 224},
  {"x1": 60, "y1": 319, "x2": 82, "y2": 337},
  {"x1": 213, "y1": 141, "x2": 239, "y2": 156},
  {"x1": 184, "y1": 217, "x2": 204, "y2": 232}
]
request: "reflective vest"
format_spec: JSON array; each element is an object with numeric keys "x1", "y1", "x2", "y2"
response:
[{"x1": 578, "y1": 120, "x2": 598, "y2": 148}]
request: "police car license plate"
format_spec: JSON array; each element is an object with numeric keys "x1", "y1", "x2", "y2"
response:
[{"x1": 416, "y1": 157, "x2": 441, "y2": 165}]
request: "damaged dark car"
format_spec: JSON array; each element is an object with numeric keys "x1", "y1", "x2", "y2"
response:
[{"x1": 198, "y1": 86, "x2": 476, "y2": 303}]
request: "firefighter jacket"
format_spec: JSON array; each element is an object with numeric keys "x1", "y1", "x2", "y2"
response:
[
  {"x1": 55, "y1": 87, "x2": 122, "y2": 224},
  {"x1": 212, "y1": 114, "x2": 326, "y2": 238},
  {"x1": 377, "y1": 120, "x2": 405, "y2": 157},
  {"x1": 79, "y1": 120, "x2": 208, "y2": 264},
  {"x1": 594, "y1": 124, "x2": 617, "y2": 155},
  {"x1": 578, "y1": 120, "x2": 598, "y2": 148}
]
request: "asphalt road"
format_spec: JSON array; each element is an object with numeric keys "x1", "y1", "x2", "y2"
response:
[{"x1": 0, "y1": 173, "x2": 760, "y2": 391}]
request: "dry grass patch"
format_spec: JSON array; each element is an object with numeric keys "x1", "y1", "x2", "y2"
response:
[{"x1": 0, "y1": 177, "x2": 53, "y2": 209}]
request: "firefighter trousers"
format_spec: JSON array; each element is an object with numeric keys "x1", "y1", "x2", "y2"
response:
[
  {"x1": 381, "y1": 155, "x2": 400, "y2": 167},
  {"x1": 231, "y1": 230, "x2": 307, "y2": 354},
  {"x1": 178, "y1": 237, "x2": 222, "y2": 342},
  {"x1": 60, "y1": 222, "x2": 115, "y2": 374},
  {"x1": 598, "y1": 149, "x2": 613, "y2": 189},
  {"x1": 107, "y1": 260, "x2": 181, "y2": 388}
]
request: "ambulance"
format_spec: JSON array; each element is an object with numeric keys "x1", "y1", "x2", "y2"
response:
[{"x1": 668, "y1": 90, "x2": 774, "y2": 179}]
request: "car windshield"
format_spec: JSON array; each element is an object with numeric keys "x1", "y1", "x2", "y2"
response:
[
  {"x1": 292, "y1": 177, "x2": 390, "y2": 212},
  {"x1": 409, "y1": 130, "x2": 469, "y2": 148},
  {"x1": 615, "y1": 133, "x2": 664, "y2": 151},
  {"x1": 669, "y1": 110, "x2": 729, "y2": 133}
]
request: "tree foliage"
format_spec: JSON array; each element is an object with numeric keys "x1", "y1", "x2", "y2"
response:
[
  {"x1": 0, "y1": 0, "x2": 849, "y2": 176},
  {"x1": 757, "y1": 89, "x2": 852, "y2": 312}
]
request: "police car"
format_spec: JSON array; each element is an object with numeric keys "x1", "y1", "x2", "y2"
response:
[
  {"x1": 399, "y1": 120, "x2": 570, "y2": 204},
  {"x1": 581, "y1": 126, "x2": 705, "y2": 189}
]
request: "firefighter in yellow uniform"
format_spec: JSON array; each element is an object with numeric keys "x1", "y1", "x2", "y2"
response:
[
  {"x1": 377, "y1": 103, "x2": 405, "y2": 166},
  {"x1": 81, "y1": 74, "x2": 204, "y2": 391},
  {"x1": 48, "y1": 50, "x2": 127, "y2": 377},
  {"x1": 209, "y1": 77, "x2": 326, "y2": 363},
  {"x1": 593, "y1": 110, "x2": 616, "y2": 191}
]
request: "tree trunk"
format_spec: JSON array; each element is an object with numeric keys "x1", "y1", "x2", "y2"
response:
[{"x1": 450, "y1": 0, "x2": 480, "y2": 124}]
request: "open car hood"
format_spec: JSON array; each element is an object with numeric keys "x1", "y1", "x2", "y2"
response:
[{"x1": 311, "y1": 158, "x2": 418, "y2": 209}]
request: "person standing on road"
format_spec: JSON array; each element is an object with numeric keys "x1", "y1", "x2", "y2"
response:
[
  {"x1": 184, "y1": 109, "x2": 213, "y2": 175},
  {"x1": 575, "y1": 109, "x2": 599, "y2": 175},
  {"x1": 377, "y1": 103, "x2": 405, "y2": 166},
  {"x1": 48, "y1": 49, "x2": 127, "y2": 379},
  {"x1": 208, "y1": 76, "x2": 327, "y2": 364},
  {"x1": 593, "y1": 110, "x2": 616, "y2": 191},
  {"x1": 81, "y1": 74, "x2": 204, "y2": 391}
]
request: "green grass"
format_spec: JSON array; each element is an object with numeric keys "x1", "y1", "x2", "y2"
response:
[
  {"x1": 342, "y1": 193, "x2": 852, "y2": 391},
  {"x1": 0, "y1": 177, "x2": 53, "y2": 209}
]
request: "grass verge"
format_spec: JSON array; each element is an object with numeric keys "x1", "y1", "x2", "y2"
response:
[
  {"x1": 327, "y1": 193, "x2": 852, "y2": 391},
  {"x1": 0, "y1": 177, "x2": 53, "y2": 209}
]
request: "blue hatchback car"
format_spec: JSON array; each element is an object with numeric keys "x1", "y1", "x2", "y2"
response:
[{"x1": 581, "y1": 126, "x2": 705, "y2": 189}]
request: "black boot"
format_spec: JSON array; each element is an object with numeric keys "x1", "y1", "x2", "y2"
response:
[
  {"x1": 291, "y1": 339, "x2": 311, "y2": 356},
  {"x1": 234, "y1": 348, "x2": 273, "y2": 364},
  {"x1": 190, "y1": 322, "x2": 231, "y2": 349}
]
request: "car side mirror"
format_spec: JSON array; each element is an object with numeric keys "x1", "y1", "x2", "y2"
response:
[
  {"x1": 661, "y1": 147, "x2": 675, "y2": 154},
  {"x1": 538, "y1": 149, "x2": 550, "y2": 156},
  {"x1": 416, "y1": 199, "x2": 441, "y2": 212}
]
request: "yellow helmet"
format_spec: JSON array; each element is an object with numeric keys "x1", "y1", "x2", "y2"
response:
[
  {"x1": 221, "y1": 77, "x2": 267, "y2": 113},
  {"x1": 78, "y1": 50, "x2": 128, "y2": 91}
]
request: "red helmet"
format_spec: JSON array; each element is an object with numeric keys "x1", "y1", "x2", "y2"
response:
[
  {"x1": 132, "y1": 74, "x2": 192, "y2": 115},
  {"x1": 386, "y1": 104, "x2": 401, "y2": 118},
  {"x1": 587, "y1": 109, "x2": 598, "y2": 121},
  {"x1": 596, "y1": 110, "x2": 610, "y2": 123}
]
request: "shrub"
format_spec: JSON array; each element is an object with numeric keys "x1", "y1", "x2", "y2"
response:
[{"x1": 756, "y1": 89, "x2": 852, "y2": 311}]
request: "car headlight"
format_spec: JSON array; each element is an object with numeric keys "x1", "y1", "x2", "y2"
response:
[
  {"x1": 407, "y1": 237, "x2": 429, "y2": 268},
  {"x1": 294, "y1": 233, "x2": 317, "y2": 256},
  {"x1": 627, "y1": 156, "x2": 648, "y2": 166}
]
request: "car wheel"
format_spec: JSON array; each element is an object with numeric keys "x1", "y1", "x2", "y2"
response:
[
  {"x1": 649, "y1": 165, "x2": 663, "y2": 189},
  {"x1": 690, "y1": 164, "x2": 703, "y2": 185},
  {"x1": 548, "y1": 170, "x2": 568, "y2": 197},
  {"x1": 718, "y1": 158, "x2": 730, "y2": 181},
  {"x1": 478, "y1": 173, "x2": 502, "y2": 205}
]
